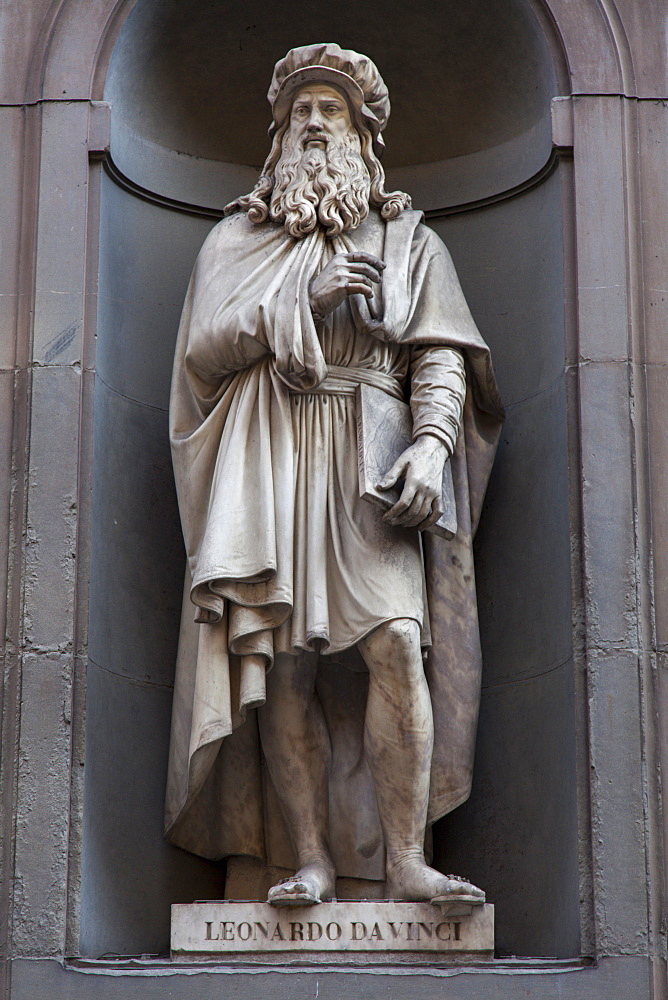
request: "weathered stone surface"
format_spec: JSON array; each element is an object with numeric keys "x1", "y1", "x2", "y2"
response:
[
  {"x1": 24, "y1": 365, "x2": 80, "y2": 652},
  {"x1": 0, "y1": 0, "x2": 52, "y2": 103},
  {"x1": 0, "y1": 107, "x2": 24, "y2": 371},
  {"x1": 578, "y1": 360, "x2": 637, "y2": 650},
  {"x1": 0, "y1": 370, "x2": 16, "y2": 644},
  {"x1": 572, "y1": 97, "x2": 629, "y2": 364},
  {"x1": 13, "y1": 653, "x2": 73, "y2": 957},
  {"x1": 33, "y1": 102, "x2": 90, "y2": 367},
  {"x1": 647, "y1": 362, "x2": 668, "y2": 648},
  {"x1": 171, "y1": 901, "x2": 494, "y2": 956},
  {"x1": 6, "y1": 955, "x2": 659, "y2": 1000},
  {"x1": 586, "y1": 653, "x2": 649, "y2": 955}
]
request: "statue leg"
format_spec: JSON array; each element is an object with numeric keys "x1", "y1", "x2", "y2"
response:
[
  {"x1": 257, "y1": 650, "x2": 336, "y2": 906},
  {"x1": 358, "y1": 619, "x2": 484, "y2": 904}
]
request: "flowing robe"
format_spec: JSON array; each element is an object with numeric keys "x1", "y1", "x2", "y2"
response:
[{"x1": 165, "y1": 207, "x2": 504, "y2": 879}]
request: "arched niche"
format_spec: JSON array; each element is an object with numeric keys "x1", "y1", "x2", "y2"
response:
[
  {"x1": 104, "y1": 0, "x2": 560, "y2": 211},
  {"x1": 83, "y1": 0, "x2": 579, "y2": 960}
]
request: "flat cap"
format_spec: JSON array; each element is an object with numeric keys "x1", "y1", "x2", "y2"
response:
[{"x1": 268, "y1": 43, "x2": 390, "y2": 157}]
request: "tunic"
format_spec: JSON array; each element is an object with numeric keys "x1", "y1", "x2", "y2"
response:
[{"x1": 199, "y1": 307, "x2": 465, "y2": 655}]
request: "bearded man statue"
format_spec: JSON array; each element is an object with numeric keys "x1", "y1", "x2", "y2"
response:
[{"x1": 165, "y1": 43, "x2": 504, "y2": 909}]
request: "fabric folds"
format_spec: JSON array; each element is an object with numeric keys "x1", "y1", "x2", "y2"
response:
[{"x1": 165, "y1": 208, "x2": 503, "y2": 877}]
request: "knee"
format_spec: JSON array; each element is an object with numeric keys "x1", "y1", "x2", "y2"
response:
[
  {"x1": 361, "y1": 618, "x2": 424, "y2": 681},
  {"x1": 379, "y1": 618, "x2": 422, "y2": 653}
]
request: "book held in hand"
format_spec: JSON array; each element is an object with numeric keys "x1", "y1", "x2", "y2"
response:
[{"x1": 356, "y1": 383, "x2": 457, "y2": 540}]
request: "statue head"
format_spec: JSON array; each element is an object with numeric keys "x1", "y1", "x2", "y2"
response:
[
  {"x1": 227, "y1": 43, "x2": 411, "y2": 238},
  {"x1": 267, "y1": 43, "x2": 391, "y2": 158}
]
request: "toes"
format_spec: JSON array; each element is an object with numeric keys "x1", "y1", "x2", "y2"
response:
[
  {"x1": 387, "y1": 862, "x2": 485, "y2": 904},
  {"x1": 267, "y1": 873, "x2": 326, "y2": 906},
  {"x1": 445, "y1": 875, "x2": 485, "y2": 897},
  {"x1": 437, "y1": 875, "x2": 485, "y2": 902},
  {"x1": 270, "y1": 879, "x2": 305, "y2": 896}
]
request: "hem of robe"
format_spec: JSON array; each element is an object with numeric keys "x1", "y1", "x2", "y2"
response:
[
  {"x1": 426, "y1": 785, "x2": 473, "y2": 826},
  {"x1": 190, "y1": 588, "x2": 426, "y2": 655},
  {"x1": 261, "y1": 612, "x2": 426, "y2": 658}
]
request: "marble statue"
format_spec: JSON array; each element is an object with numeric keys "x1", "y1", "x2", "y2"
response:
[{"x1": 165, "y1": 43, "x2": 504, "y2": 908}]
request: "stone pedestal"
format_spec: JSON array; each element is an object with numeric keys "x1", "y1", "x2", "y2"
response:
[{"x1": 171, "y1": 900, "x2": 494, "y2": 962}]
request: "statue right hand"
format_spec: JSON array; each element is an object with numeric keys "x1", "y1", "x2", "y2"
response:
[{"x1": 309, "y1": 252, "x2": 385, "y2": 318}]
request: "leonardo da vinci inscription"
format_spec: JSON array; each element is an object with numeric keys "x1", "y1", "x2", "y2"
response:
[{"x1": 171, "y1": 902, "x2": 494, "y2": 955}]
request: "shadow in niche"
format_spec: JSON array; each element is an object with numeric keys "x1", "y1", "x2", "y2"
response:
[{"x1": 81, "y1": 0, "x2": 579, "y2": 960}]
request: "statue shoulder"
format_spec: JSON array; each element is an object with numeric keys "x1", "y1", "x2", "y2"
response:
[
  {"x1": 196, "y1": 211, "x2": 277, "y2": 264},
  {"x1": 410, "y1": 217, "x2": 457, "y2": 267},
  {"x1": 411, "y1": 214, "x2": 443, "y2": 246},
  {"x1": 202, "y1": 210, "x2": 254, "y2": 246},
  {"x1": 377, "y1": 208, "x2": 453, "y2": 260}
]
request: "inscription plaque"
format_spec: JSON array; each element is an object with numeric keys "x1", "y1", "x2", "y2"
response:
[{"x1": 171, "y1": 901, "x2": 494, "y2": 957}]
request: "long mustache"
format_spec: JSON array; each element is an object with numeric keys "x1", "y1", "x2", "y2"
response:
[{"x1": 302, "y1": 130, "x2": 329, "y2": 146}]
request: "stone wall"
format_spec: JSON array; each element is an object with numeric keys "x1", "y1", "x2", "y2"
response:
[{"x1": 0, "y1": 1, "x2": 666, "y2": 997}]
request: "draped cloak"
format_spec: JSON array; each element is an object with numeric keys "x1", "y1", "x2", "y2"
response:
[{"x1": 165, "y1": 207, "x2": 504, "y2": 879}]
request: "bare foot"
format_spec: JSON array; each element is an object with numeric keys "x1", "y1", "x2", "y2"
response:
[
  {"x1": 267, "y1": 859, "x2": 336, "y2": 907},
  {"x1": 386, "y1": 853, "x2": 485, "y2": 905}
]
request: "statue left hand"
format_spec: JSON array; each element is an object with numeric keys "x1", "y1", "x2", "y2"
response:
[{"x1": 377, "y1": 433, "x2": 448, "y2": 529}]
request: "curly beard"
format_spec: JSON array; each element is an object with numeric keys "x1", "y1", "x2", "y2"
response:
[{"x1": 269, "y1": 128, "x2": 371, "y2": 239}]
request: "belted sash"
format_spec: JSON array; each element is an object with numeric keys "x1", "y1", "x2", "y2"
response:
[{"x1": 287, "y1": 363, "x2": 405, "y2": 401}]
